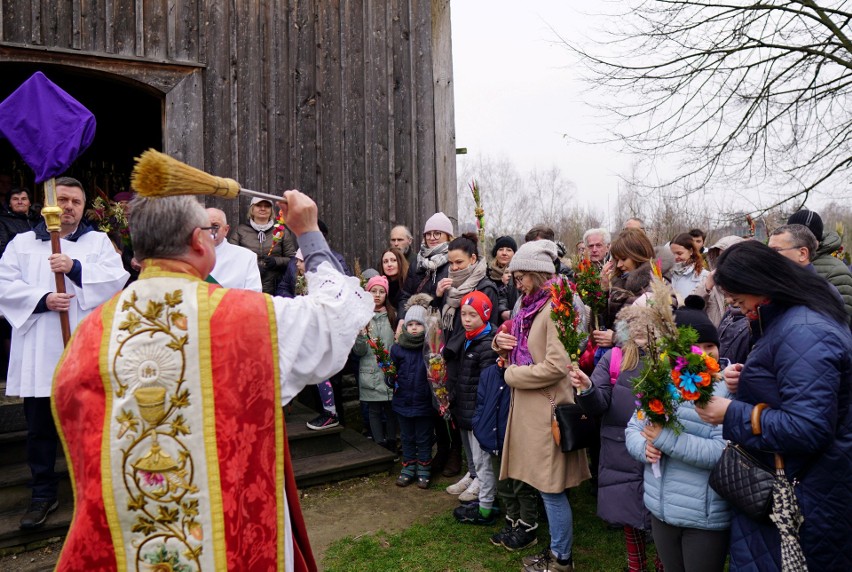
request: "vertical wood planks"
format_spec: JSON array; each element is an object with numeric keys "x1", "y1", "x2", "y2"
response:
[
  {"x1": 0, "y1": 0, "x2": 457, "y2": 267},
  {"x1": 431, "y1": 0, "x2": 456, "y2": 226}
]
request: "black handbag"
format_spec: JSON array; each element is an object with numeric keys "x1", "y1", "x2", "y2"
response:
[
  {"x1": 543, "y1": 389, "x2": 596, "y2": 452},
  {"x1": 709, "y1": 442, "x2": 775, "y2": 521},
  {"x1": 708, "y1": 403, "x2": 776, "y2": 522}
]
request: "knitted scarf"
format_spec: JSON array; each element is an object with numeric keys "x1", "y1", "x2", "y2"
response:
[
  {"x1": 442, "y1": 259, "x2": 488, "y2": 331},
  {"x1": 397, "y1": 330, "x2": 425, "y2": 349},
  {"x1": 249, "y1": 218, "x2": 275, "y2": 243},
  {"x1": 509, "y1": 278, "x2": 556, "y2": 366},
  {"x1": 416, "y1": 242, "x2": 450, "y2": 273},
  {"x1": 488, "y1": 258, "x2": 506, "y2": 282}
]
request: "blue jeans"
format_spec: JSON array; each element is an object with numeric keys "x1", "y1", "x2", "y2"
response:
[
  {"x1": 540, "y1": 491, "x2": 574, "y2": 561},
  {"x1": 397, "y1": 414, "x2": 433, "y2": 474}
]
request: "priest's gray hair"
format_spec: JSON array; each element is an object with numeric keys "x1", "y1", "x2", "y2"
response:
[{"x1": 130, "y1": 195, "x2": 209, "y2": 260}]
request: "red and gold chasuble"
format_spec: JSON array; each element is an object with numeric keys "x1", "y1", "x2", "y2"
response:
[{"x1": 52, "y1": 267, "x2": 316, "y2": 571}]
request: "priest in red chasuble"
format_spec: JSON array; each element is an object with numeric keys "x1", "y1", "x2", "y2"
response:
[{"x1": 51, "y1": 191, "x2": 373, "y2": 572}]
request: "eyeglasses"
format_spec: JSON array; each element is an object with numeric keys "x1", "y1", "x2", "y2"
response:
[
  {"x1": 424, "y1": 231, "x2": 444, "y2": 239},
  {"x1": 198, "y1": 225, "x2": 220, "y2": 239},
  {"x1": 513, "y1": 272, "x2": 526, "y2": 284}
]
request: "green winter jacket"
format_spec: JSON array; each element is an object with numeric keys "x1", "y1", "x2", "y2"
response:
[
  {"x1": 354, "y1": 311, "x2": 396, "y2": 402},
  {"x1": 813, "y1": 231, "x2": 852, "y2": 319}
]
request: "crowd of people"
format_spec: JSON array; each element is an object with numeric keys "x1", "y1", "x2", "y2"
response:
[{"x1": 1, "y1": 180, "x2": 851, "y2": 572}]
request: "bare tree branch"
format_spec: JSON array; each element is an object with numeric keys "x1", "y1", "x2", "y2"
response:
[{"x1": 565, "y1": 0, "x2": 852, "y2": 213}]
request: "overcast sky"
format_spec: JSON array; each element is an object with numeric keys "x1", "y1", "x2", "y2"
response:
[
  {"x1": 451, "y1": 1, "x2": 628, "y2": 224},
  {"x1": 450, "y1": 0, "x2": 847, "y2": 224}
]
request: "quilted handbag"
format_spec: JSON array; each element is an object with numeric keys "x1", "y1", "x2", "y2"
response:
[
  {"x1": 708, "y1": 403, "x2": 776, "y2": 521},
  {"x1": 709, "y1": 442, "x2": 775, "y2": 521}
]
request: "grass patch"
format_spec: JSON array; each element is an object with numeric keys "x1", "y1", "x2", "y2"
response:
[{"x1": 323, "y1": 481, "x2": 652, "y2": 571}]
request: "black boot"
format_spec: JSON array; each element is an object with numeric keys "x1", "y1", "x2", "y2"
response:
[
  {"x1": 442, "y1": 447, "x2": 462, "y2": 477},
  {"x1": 20, "y1": 499, "x2": 59, "y2": 529}
]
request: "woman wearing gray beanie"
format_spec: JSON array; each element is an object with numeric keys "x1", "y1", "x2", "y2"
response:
[{"x1": 492, "y1": 239, "x2": 591, "y2": 571}]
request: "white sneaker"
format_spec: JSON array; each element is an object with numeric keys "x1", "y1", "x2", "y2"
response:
[
  {"x1": 445, "y1": 472, "x2": 473, "y2": 495},
  {"x1": 458, "y1": 477, "x2": 481, "y2": 502}
]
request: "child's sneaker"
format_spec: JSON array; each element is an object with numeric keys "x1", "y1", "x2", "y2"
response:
[
  {"x1": 306, "y1": 412, "x2": 339, "y2": 431},
  {"x1": 446, "y1": 472, "x2": 473, "y2": 495},
  {"x1": 416, "y1": 475, "x2": 430, "y2": 489},
  {"x1": 457, "y1": 477, "x2": 480, "y2": 502},
  {"x1": 453, "y1": 503, "x2": 498, "y2": 525}
]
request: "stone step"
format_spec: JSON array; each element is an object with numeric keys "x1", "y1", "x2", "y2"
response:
[
  {"x1": 0, "y1": 458, "x2": 70, "y2": 516},
  {"x1": 0, "y1": 383, "x2": 25, "y2": 434},
  {"x1": 0, "y1": 502, "x2": 72, "y2": 551},
  {"x1": 0, "y1": 430, "x2": 27, "y2": 466},
  {"x1": 291, "y1": 428, "x2": 395, "y2": 488}
]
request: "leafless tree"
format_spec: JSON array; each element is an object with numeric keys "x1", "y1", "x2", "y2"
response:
[{"x1": 569, "y1": 0, "x2": 852, "y2": 214}]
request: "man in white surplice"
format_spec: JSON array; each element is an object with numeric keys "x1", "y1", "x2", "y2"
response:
[
  {"x1": 0, "y1": 177, "x2": 128, "y2": 529},
  {"x1": 207, "y1": 207, "x2": 262, "y2": 291}
]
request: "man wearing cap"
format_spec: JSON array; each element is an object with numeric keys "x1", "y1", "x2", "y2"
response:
[
  {"x1": 50, "y1": 190, "x2": 372, "y2": 571},
  {"x1": 689, "y1": 235, "x2": 745, "y2": 327},
  {"x1": 787, "y1": 209, "x2": 852, "y2": 317},
  {"x1": 206, "y1": 207, "x2": 262, "y2": 291},
  {"x1": 0, "y1": 177, "x2": 129, "y2": 529}
]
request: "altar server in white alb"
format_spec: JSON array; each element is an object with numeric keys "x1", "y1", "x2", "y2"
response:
[
  {"x1": 0, "y1": 177, "x2": 129, "y2": 529},
  {"x1": 206, "y1": 207, "x2": 262, "y2": 291}
]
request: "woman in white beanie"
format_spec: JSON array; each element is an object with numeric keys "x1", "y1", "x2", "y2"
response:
[
  {"x1": 398, "y1": 211, "x2": 455, "y2": 317},
  {"x1": 493, "y1": 239, "x2": 591, "y2": 572},
  {"x1": 396, "y1": 212, "x2": 458, "y2": 474},
  {"x1": 230, "y1": 197, "x2": 296, "y2": 294}
]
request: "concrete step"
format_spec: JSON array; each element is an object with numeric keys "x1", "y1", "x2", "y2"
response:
[{"x1": 292, "y1": 428, "x2": 395, "y2": 488}]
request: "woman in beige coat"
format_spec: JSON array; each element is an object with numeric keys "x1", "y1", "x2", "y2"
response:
[{"x1": 494, "y1": 239, "x2": 590, "y2": 572}]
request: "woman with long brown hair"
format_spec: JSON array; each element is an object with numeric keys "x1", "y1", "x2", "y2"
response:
[
  {"x1": 379, "y1": 247, "x2": 409, "y2": 309},
  {"x1": 593, "y1": 228, "x2": 656, "y2": 352}
]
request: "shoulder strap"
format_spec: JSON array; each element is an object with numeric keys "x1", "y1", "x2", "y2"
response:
[{"x1": 609, "y1": 347, "x2": 622, "y2": 385}]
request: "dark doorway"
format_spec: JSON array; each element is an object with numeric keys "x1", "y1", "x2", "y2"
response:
[{"x1": 0, "y1": 62, "x2": 162, "y2": 202}]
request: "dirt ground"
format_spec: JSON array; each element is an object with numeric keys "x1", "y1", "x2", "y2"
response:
[
  {"x1": 301, "y1": 472, "x2": 460, "y2": 566},
  {"x1": 0, "y1": 472, "x2": 461, "y2": 572}
]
